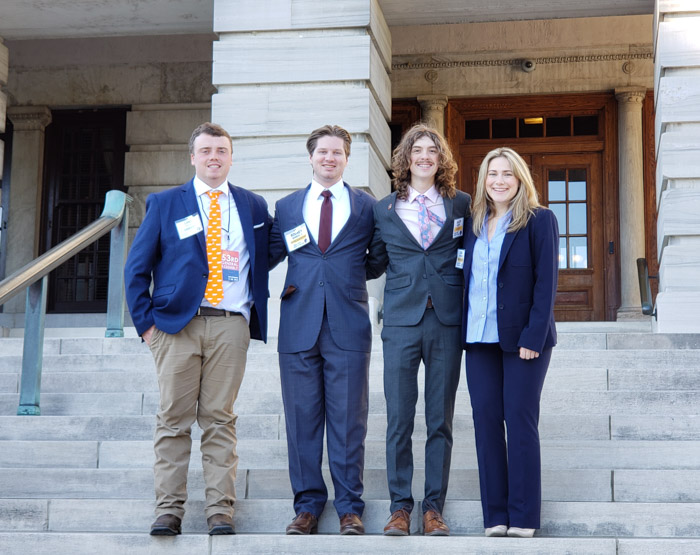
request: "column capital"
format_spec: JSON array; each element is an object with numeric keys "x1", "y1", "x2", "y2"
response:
[
  {"x1": 614, "y1": 87, "x2": 646, "y2": 105},
  {"x1": 7, "y1": 106, "x2": 52, "y2": 131},
  {"x1": 417, "y1": 94, "x2": 448, "y2": 111}
]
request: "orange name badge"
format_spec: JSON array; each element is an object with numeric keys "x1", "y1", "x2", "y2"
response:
[{"x1": 222, "y1": 250, "x2": 240, "y2": 282}]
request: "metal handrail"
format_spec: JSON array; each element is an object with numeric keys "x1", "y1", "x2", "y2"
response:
[
  {"x1": 636, "y1": 257, "x2": 658, "y2": 318},
  {"x1": 0, "y1": 190, "x2": 132, "y2": 415}
]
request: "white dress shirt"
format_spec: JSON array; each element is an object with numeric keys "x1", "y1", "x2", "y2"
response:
[
  {"x1": 194, "y1": 176, "x2": 252, "y2": 321},
  {"x1": 303, "y1": 178, "x2": 351, "y2": 246}
]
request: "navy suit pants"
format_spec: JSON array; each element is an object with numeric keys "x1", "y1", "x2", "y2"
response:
[
  {"x1": 279, "y1": 311, "x2": 370, "y2": 518},
  {"x1": 465, "y1": 342, "x2": 551, "y2": 529}
]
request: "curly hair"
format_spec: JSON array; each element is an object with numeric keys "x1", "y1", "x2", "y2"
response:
[
  {"x1": 471, "y1": 147, "x2": 541, "y2": 236},
  {"x1": 391, "y1": 124, "x2": 458, "y2": 200}
]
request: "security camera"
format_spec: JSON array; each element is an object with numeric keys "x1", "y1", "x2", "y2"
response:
[{"x1": 521, "y1": 59, "x2": 536, "y2": 73}]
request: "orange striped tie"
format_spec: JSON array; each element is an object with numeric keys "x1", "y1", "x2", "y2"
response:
[{"x1": 204, "y1": 190, "x2": 224, "y2": 305}]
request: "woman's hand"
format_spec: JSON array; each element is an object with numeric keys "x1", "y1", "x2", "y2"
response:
[{"x1": 519, "y1": 347, "x2": 540, "y2": 360}]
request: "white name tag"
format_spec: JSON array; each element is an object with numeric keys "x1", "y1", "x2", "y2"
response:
[
  {"x1": 455, "y1": 248, "x2": 465, "y2": 269},
  {"x1": 284, "y1": 223, "x2": 311, "y2": 252},
  {"x1": 453, "y1": 217, "x2": 464, "y2": 238},
  {"x1": 175, "y1": 213, "x2": 204, "y2": 240}
]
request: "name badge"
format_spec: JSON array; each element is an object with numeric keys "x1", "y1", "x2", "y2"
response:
[
  {"x1": 175, "y1": 213, "x2": 203, "y2": 239},
  {"x1": 222, "y1": 250, "x2": 240, "y2": 282},
  {"x1": 455, "y1": 248, "x2": 465, "y2": 269},
  {"x1": 284, "y1": 223, "x2": 311, "y2": 252},
  {"x1": 453, "y1": 217, "x2": 464, "y2": 238}
]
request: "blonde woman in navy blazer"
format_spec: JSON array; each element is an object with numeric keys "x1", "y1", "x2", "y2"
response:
[{"x1": 461, "y1": 147, "x2": 558, "y2": 538}]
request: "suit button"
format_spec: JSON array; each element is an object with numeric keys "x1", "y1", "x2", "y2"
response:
[
  {"x1": 499, "y1": 282, "x2": 504, "y2": 288},
  {"x1": 422, "y1": 274, "x2": 427, "y2": 279},
  {"x1": 424, "y1": 252, "x2": 429, "y2": 256},
  {"x1": 319, "y1": 281, "x2": 324, "y2": 286},
  {"x1": 498, "y1": 304, "x2": 504, "y2": 310},
  {"x1": 203, "y1": 274, "x2": 207, "y2": 278},
  {"x1": 322, "y1": 255, "x2": 327, "y2": 260}
]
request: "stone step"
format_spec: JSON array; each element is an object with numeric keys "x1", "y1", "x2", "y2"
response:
[
  {"x1": 0, "y1": 467, "x2": 613, "y2": 502},
  {"x1": 0, "y1": 412, "x2": 616, "y2": 441},
  {"x1": 0, "y1": 532, "x2": 629, "y2": 555},
  {"x1": 0, "y1": 498, "x2": 698, "y2": 537},
  {"x1": 1, "y1": 439, "x2": 698, "y2": 471},
  {"x1": 2, "y1": 389, "x2": 698, "y2": 418}
]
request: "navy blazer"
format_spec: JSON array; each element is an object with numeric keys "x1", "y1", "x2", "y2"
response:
[
  {"x1": 125, "y1": 179, "x2": 272, "y2": 341},
  {"x1": 269, "y1": 183, "x2": 376, "y2": 354},
  {"x1": 462, "y1": 207, "x2": 559, "y2": 353},
  {"x1": 368, "y1": 190, "x2": 471, "y2": 326}
]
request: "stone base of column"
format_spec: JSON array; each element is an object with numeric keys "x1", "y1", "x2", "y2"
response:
[
  {"x1": 615, "y1": 307, "x2": 650, "y2": 321},
  {"x1": 653, "y1": 291, "x2": 700, "y2": 333}
]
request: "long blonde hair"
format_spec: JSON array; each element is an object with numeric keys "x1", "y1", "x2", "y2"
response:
[{"x1": 471, "y1": 147, "x2": 541, "y2": 236}]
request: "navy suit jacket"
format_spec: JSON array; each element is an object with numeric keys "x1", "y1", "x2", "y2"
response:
[
  {"x1": 125, "y1": 179, "x2": 272, "y2": 341},
  {"x1": 368, "y1": 190, "x2": 471, "y2": 326},
  {"x1": 462, "y1": 207, "x2": 559, "y2": 353},
  {"x1": 269, "y1": 183, "x2": 376, "y2": 354}
]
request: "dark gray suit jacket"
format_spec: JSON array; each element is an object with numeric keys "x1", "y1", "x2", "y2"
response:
[{"x1": 368, "y1": 190, "x2": 471, "y2": 326}]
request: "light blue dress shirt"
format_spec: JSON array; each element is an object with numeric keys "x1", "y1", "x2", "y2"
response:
[{"x1": 466, "y1": 211, "x2": 513, "y2": 343}]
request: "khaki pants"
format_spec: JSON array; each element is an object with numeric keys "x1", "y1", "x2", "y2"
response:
[{"x1": 148, "y1": 313, "x2": 249, "y2": 519}]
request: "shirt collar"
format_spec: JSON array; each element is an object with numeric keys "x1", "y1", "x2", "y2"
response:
[
  {"x1": 408, "y1": 185, "x2": 440, "y2": 204},
  {"x1": 194, "y1": 176, "x2": 229, "y2": 197},
  {"x1": 311, "y1": 178, "x2": 345, "y2": 200}
]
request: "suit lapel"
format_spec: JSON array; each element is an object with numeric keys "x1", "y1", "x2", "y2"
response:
[
  {"x1": 229, "y1": 183, "x2": 255, "y2": 269},
  {"x1": 180, "y1": 180, "x2": 206, "y2": 254},
  {"x1": 387, "y1": 192, "x2": 422, "y2": 248},
  {"x1": 431, "y1": 194, "x2": 454, "y2": 246},
  {"x1": 326, "y1": 183, "x2": 364, "y2": 251},
  {"x1": 499, "y1": 229, "x2": 518, "y2": 271}
]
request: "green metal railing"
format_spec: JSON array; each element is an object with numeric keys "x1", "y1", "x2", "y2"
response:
[
  {"x1": 636, "y1": 257, "x2": 657, "y2": 319},
  {"x1": 0, "y1": 190, "x2": 132, "y2": 415}
]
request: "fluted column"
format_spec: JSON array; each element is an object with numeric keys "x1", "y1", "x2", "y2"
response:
[
  {"x1": 417, "y1": 94, "x2": 448, "y2": 134},
  {"x1": 614, "y1": 87, "x2": 646, "y2": 319},
  {"x1": 5, "y1": 106, "x2": 52, "y2": 313}
]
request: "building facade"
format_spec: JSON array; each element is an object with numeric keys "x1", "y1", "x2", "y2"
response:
[{"x1": 0, "y1": 1, "x2": 698, "y2": 332}]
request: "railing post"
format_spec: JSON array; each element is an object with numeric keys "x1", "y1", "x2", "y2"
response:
[
  {"x1": 105, "y1": 196, "x2": 129, "y2": 338},
  {"x1": 17, "y1": 275, "x2": 48, "y2": 415}
]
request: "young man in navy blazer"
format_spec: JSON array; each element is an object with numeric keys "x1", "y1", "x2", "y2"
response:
[
  {"x1": 269, "y1": 125, "x2": 378, "y2": 536},
  {"x1": 125, "y1": 122, "x2": 271, "y2": 536}
]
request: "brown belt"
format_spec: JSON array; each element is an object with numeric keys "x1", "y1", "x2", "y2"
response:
[
  {"x1": 426, "y1": 297, "x2": 433, "y2": 309},
  {"x1": 196, "y1": 307, "x2": 241, "y2": 317}
]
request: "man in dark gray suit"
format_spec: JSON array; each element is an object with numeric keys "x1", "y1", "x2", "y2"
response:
[{"x1": 368, "y1": 124, "x2": 471, "y2": 536}]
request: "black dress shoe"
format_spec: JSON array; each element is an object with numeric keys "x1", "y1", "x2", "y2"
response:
[
  {"x1": 207, "y1": 513, "x2": 235, "y2": 535},
  {"x1": 286, "y1": 512, "x2": 318, "y2": 535},
  {"x1": 339, "y1": 513, "x2": 365, "y2": 535},
  {"x1": 150, "y1": 514, "x2": 182, "y2": 536}
]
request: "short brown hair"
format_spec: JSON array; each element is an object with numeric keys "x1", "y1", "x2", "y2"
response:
[
  {"x1": 306, "y1": 125, "x2": 352, "y2": 157},
  {"x1": 189, "y1": 122, "x2": 233, "y2": 154},
  {"x1": 391, "y1": 124, "x2": 457, "y2": 200}
]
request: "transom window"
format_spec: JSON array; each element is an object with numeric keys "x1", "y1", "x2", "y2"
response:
[{"x1": 465, "y1": 115, "x2": 599, "y2": 140}]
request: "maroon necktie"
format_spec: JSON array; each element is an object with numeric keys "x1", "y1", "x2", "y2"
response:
[{"x1": 318, "y1": 189, "x2": 332, "y2": 253}]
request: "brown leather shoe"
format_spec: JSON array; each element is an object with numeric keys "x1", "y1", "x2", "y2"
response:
[
  {"x1": 339, "y1": 513, "x2": 364, "y2": 535},
  {"x1": 423, "y1": 509, "x2": 450, "y2": 536},
  {"x1": 383, "y1": 508, "x2": 411, "y2": 536},
  {"x1": 207, "y1": 513, "x2": 235, "y2": 535},
  {"x1": 150, "y1": 514, "x2": 182, "y2": 536},
  {"x1": 286, "y1": 512, "x2": 318, "y2": 535}
]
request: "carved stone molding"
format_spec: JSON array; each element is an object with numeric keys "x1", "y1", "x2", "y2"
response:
[
  {"x1": 7, "y1": 106, "x2": 52, "y2": 131},
  {"x1": 615, "y1": 87, "x2": 646, "y2": 105}
]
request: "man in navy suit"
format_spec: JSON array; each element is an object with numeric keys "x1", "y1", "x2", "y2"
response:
[
  {"x1": 269, "y1": 125, "x2": 378, "y2": 536},
  {"x1": 125, "y1": 122, "x2": 271, "y2": 537}
]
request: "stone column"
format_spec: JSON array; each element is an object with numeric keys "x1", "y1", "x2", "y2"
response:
[
  {"x1": 614, "y1": 87, "x2": 646, "y2": 319},
  {"x1": 653, "y1": 1, "x2": 700, "y2": 332},
  {"x1": 417, "y1": 95, "x2": 448, "y2": 134},
  {"x1": 212, "y1": 0, "x2": 393, "y2": 332},
  {"x1": 5, "y1": 106, "x2": 52, "y2": 313}
]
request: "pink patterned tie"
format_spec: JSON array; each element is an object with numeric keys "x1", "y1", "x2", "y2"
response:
[{"x1": 417, "y1": 195, "x2": 433, "y2": 249}]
